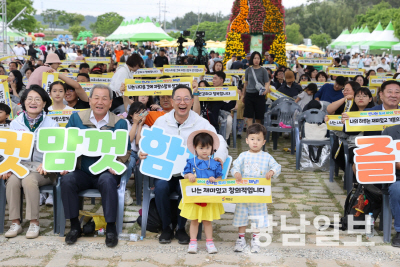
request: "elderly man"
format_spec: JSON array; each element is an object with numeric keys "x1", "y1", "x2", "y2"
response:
[
  {"x1": 60, "y1": 84, "x2": 130, "y2": 247},
  {"x1": 139, "y1": 84, "x2": 228, "y2": 244}
]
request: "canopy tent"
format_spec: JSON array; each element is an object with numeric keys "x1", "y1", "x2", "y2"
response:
[
  {"x1": 329, "y1": 29, "x2": 349, "y2": 49},
  {"x1": 351, "y1": 26, "x2": 371, "y2": 48},
  {"x1": 106, "y1": 16, "x2": 173, "y2": 42},
  {"x1": 334, "y1": 27, "x2": 358, "y2": 49},
  {"x1": 393, "y1": 43, "x2": 400, "y2": 51},
  {"x1": 365, "y1": 21, "x2": 399, "y2": 51}
]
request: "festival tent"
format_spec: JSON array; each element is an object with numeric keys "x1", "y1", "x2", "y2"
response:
[
  {"x1": 105, "y1": 21, "x2": 128, "y2": 40},
  {"x1": 329, "y1": 29, "x2": 349, "y2": 49},
  {"x1": 335, "y1": 27, "x2": 358, "y2": 49},
  {"x1": 393, "y1": 43, "x2": 400, "y2": 51},
  {"x1": 347, "y1": 27, "x2": 363, "y2": 47},
  {"x1": 351, "y1": 26, "x2": 371, "y2": 49},
  {"x1": 364, "y1": 21, "x2": 399, "y2": 51}
]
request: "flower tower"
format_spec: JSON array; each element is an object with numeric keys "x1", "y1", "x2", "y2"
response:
[{"x1": 224, "y1": 0, "x2": 286, "y2": 67}]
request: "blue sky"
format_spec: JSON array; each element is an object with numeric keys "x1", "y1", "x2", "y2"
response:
[{"x1": 33, "y1": 0, "x2": 309, "y2": 21}]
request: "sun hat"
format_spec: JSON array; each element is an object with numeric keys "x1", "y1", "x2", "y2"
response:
[
  {"x1": 45, "y1": 53, "x2": 62, "y2": 64},
  {"x1": 40, "y1": 45, "x2": 46, "y2": 51},
  {"x1": 187, "y1": 130, "x2": 220, "y2": 155}
]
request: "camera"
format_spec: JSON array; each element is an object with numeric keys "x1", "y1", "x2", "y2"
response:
[
  {"x1": 193, "y1": 31, "x2": 207, "y2": 65},
  {"x1": 196, "y1": 31, "x2": 205, "y2": 38},
  {"x1": 176, "y1": 31, "x2": 189, "y2": 65}
]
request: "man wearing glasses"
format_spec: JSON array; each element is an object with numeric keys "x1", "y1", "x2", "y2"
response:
[{"x1": 139, "y1": 84, "x2": 228, "y2": 245}]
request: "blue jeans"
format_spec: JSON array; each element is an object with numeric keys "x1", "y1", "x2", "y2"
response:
[
  {"x1": 389, "y1": 180, "x2": 400, "y2": 232},
  {"x1": 126, "y1": 151, "x2": 139, "y2": 179}
]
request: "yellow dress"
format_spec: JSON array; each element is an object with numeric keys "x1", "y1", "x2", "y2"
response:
[{"x1": 179, "y1": 158, "x2": 225, "y2": 222}]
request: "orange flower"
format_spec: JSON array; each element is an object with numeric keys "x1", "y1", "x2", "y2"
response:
[
  {"x1": 263, "y1": 0, "x2": 284, "y2": 34},
  {"x1": 231, "y1": 0, "x2": 249, "y2": 33}
]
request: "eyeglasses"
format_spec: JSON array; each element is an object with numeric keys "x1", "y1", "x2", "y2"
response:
[
  {"x1": 173, "y1": 97, "x2": 192, "y2": 104},
  {"x1": 26, "y1": 97, "x2": 43, "y2": 103}
]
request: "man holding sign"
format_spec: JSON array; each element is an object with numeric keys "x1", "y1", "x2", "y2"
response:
[
  {"x1": 60, "y1": 84, "x2": 130, "y2": 247},
  {"x1": 139, "y1": 85, "x2": 228, "y2": 245}
]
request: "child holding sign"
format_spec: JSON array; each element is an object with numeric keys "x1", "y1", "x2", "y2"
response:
[
  {"x1": 180, "y1": 130, "x2": 224, "y2": 254},
  {"x1": 231, "y1": 123, "x2": 281, "y2": 253}
]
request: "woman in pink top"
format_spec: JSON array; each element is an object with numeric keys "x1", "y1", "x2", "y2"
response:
[
  {"x1": 26, "y1": 53, "x2": 62, "y2": 89},
  {"x1": 75, "y1": 49, "x2": 85, "y2": 61}
]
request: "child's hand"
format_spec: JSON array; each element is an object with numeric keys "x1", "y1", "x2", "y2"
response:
[
  {"x1": 188, "y1": 173, "x2": 196, "y2": 183},
  {"x1": 265, "y1": 170, "x2": 274, "y2": 180},
  {"x1": 209, "y1": 176, "x2": 216, "y2": 183},
  {"x1": 234, "y1": 172, "x2": 242, "y2": 182}
]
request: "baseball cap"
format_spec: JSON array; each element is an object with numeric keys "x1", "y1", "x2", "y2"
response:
[{"x1": 160, "y1": 48, "x2": 166, "y2": 52}]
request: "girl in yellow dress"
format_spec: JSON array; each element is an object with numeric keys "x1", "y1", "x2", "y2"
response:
[{"x1": 179, "y1": 130, "x2": 225, "y2": 254}]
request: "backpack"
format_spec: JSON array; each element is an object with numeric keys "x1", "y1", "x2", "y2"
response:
[
  {"x1": 338, "y1": 184, "x2": 382, "y2": 231},
  {"x1": 136, "y1": 199, "x2": 162, "y2": 233}
]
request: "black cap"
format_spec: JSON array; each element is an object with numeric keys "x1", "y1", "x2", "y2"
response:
[
  {"x1": 335, "y1": 76, "x2": 346, "y2": 86},
  {"x1": 17, "y1": 41, "x2": 22, "y2": 44},
  {"x1": 160, "y1": 48, "x2": 166, "y2": 52}
]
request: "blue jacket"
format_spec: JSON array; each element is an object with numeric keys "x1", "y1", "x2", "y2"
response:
[
  {"x1": 66, "y1": 109, "x2": 131, "y2": 175},
  {"x1": 314, "y1": 84, "x2": 344, "y2": 103}
]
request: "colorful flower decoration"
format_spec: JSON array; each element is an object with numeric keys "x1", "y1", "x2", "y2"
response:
[
  {"x1": 263, "y1": 0, "x2": 284, "y2": 34},
  {"x1": 230, "y1": 0, "x2": 249, "y2": 33},
  {"x1": 248, "y1": 0, "x2": 266, "y2": 34},
  {"x1": 269, "y1": 33, "x2": 286, "y2": 66},
  {"x1": 223, "y1": 32, "x2": 247, "y2": 67}
]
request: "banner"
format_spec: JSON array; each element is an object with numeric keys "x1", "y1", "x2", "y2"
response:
[
  {"x1": 198, "y1": 86, "x2": 238, "y2": 101},
  {"x1": 201, "y1": 75, "x2": 232, "y2": 85},
  {"x1": 180, "y1": 178, "x2": 272, "y2": 203},
  {"x1": 57, "y1": 67, "x2": 80, "y2": 73},
  {"x1": 89, "y1": 73, "x2": 114, "y2": 83},
  {"x1": 326, "y1": 115, "x2": 344, "y2": 131},
  {"x1": 368, "y1": 86, "x2": 378, "y2": 97},
  {"x1": 163, "y1": 65, "x2": 205, "y2": 76},
  {"x1": 132, "y1": 68, "x2": 163, "y2": 77},
  {"x1": 124, "y1": 77, "x2": 192, "y2": 96},
  {"x1": 369, "y1": 76, "x2": 400, "y2": 87},
  {"x1": 79, "y1": 82, "x2": 110, "y2": 95},
  {"x1": 353, "y1": 136, "x2": 400, "y2": 184},
  {"x1": 42, "y1": 72, "x2": 59, "y2": 92},
  {"x1": 297, "y1": 57, "x2": 333, "y2": 65},
  {"x1": 0, "y1": 55, "x2": 30, "y2": 62},
  {"x1": 263, "y1": 64, "x2": 277, "y2": 71},
  {"x1": 224, "y1": 69, "x2": 245, "y2": 75},
  {"x1": 345, "y1": 110, "x2": 400, "y2": 132},
  {"x1": 60, "y1": 60, "x2": 85, "y2": 65},
  {"x1": 47, "y1": 109, "x2": 85, "y2": 127},
  {"x1": 267, "y1": 86, "x2": 292, "y2": 101},
  {"x1": 86, "y1": 57, "x2": 111, "y2": 64},
  {"x1": 0, "y1": 81, "x2": 14, "y2": 119},
  {"x1": 327, "y1": 68, "x2": 365, "y2": 77},
  {"x1": 300, "y1": 81, "x2": 334, "y2": 90}
]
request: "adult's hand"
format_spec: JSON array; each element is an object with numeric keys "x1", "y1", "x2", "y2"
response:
[
  {"x1": 139, "y1": 151, "x2": 148, "y2": 160},
  {"x1": 344, "y1": 94, "x2": 354, "y2": 101},
  {"x1": 37, "y1": 163, "x2": 47, "y2": 175},
  {"x1": 132, "y1": 112, "x2": 142, "y2": 125},
  {"x1": 192, "y1": 80, "x2": 199, "y2": 93},
  {"x1": 47, "y1": 68, "x2": 56, "y2": 73},
  {"x1": 324, "y1": 115, "x2": 329, "y2": 123},
  {"x1": 60, "y1": 171, "x2": 69, "y2": 176},
  {"x1": 1, "y1": 172, "x2": 12, "y2": 180},
  {"x1": 120, "y1": 83, "x2": 126, "y2": 94},
  {"x1": 341, "y1": 112, "x2": 350, "y2": 124},
  {"x1": 214, "y1": 157, "x2": 224, "y2": 170},
  {"x1": 109, "y1": 168, "x2": 117, "y2": 175}
]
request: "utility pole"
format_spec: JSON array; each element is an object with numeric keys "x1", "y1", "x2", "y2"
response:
[
  {"x1": 162, "y1": 0, "x2": 168, "y2": 31},
  {"x1": 0, "y1": 0, "x2": 6, "y2": 54},
  {"x1": 158, "y1": 0, "x2": 161, "y2": 24}
]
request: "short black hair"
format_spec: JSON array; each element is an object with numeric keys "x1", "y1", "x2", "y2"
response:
[
  {"x1": 341, "y1": 59, "x2": 348, "y2": 63},
  {"x1": 127, "y1": 101, "x2": 146, "y2": 124},
  {"x1": 353, "y1": 75, "x2": 365, "y2": 85},
  {"x1": 344, "y1": 81, "x2": 361, "y2": 92},
  {"x1": 59, "y1": 68, "x2": 70, "y2": 73},
  {"x1": 126, "y1": 54, "x2": 144, "y2": 68},
  {"x1": 58, "y1": 44, "x2": 62, "y2": 48},
  {"x1": 79, "y1": 63, "x2": 90, "y2": 70},
  {"x1": 381, "y1": 80, "x2": 400, "y2": 93},
  {"x1": 299, "y1": 74, "x2": 311, "y2": 81},
  {"x1": 352, "y1": 87, "x2": 375, "y2": 111},
  {"x1": 269, "y1": 54, "x2": 275, "y2": 60},
  {"x1": 214, "y1": 71, "x2": 226, "y2": 82},
  {"x1": 249, "y1": 51, "x2": 263, "y2": 66},
  {"x1": 247, "y1": 123, "x2": 267, "y2": 139},
  {"x1": 334, "y1": 57, "x2": 340, "y2": 64},
  {"x1": 335, "y1": 76, "x2": 346, "y2": 86},
  {"x1": 171, "y1": 84, "x2": 193, "y2": 99},
  {"x1": 20, "y1": 84, "x2": 52, "y2": 113},
  {"x1": 0, "y1": 103, "x2": 11, "y2": 115},
  {"x1": 49, "y1": 81, "x2": 66, "y2": 92},
  {"x1": 305, "y1": 83, "x2": 318, "y2": 94},
  {"x1": 193, "y1": 132, "x2": 214, "y2": 153},
  {"x1": 198, "y1": 80, "x2": 210, "y2": 87},
  {"x1": 77, "y1": 73, "x2": 90, "y2": 82},
  {"x1": 316, "y1": 72, "x2": 328, "y2": 81},
  {"x1": 9, "y1": 62, "x2": 17, "y2": 68},
  {"x1": 237, "y1": 56, "x2": 242, "y2": 61}
]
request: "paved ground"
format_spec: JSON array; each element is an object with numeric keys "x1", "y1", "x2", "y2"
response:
[{"x1": 1, "y1": 134, "x2": 400, "y2": 267}]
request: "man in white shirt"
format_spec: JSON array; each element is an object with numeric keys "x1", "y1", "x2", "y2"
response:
[
  {"x1": 13, "y1": 42, "x2": 26, "y2": 61},
  {"x1": 226, "y1": 54, "x2": 236, "y2": 70},
  {"x1": 377, "y1": 57, "x2": 391, "y2": 72},
  {"x1": 208, "y1": 50, "x2": 216, "y2": 72}
]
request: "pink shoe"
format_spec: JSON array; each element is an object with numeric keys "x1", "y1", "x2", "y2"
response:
[{"x1": 279, "y1": 122, "x2": 292, "y2": 129}]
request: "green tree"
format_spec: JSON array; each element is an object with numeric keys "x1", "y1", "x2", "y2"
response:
[
  {"x1": 58, "y1": 12, "x2": 85, "y2": 27},
  {"x1": 41, "y1": 9, "x2": 61, "y2": 34},
  {"x1": 6, "y1": 0, "x2": 37, "y2": 32},
  {"x1": 91, "y1": 12, "x2": 124, "y2": 36},
  {"x1": 186, "y1": 20, "x2": 229, "y2": 41},
  {"x1": 309, "y1": 33, "x2": 332, "y2": 48},
  {"x1": 286, "y1": 23, "x2": 304, "y2": 44},
  {"x1": 68, "y1": 25, "x2": 86, "y2": 39}
]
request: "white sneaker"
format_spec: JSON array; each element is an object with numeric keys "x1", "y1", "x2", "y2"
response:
[
  {"x1": 39, "y1": 193, "x2": 46, "y2": 206},
  {"x1": 26, "y1": 223, "x2": 40, "y2": 239},
  {"x1": 187, "y1": 242, "x2": 197, "y2": 254},
  {"x1": 234, "y1": 238, "x2": 246, "y2": 252},
  {"x1": 45, "y1": 194, "x2": 53, "y2": 206},
  {"x1": 206, "y1": 242, "x2": 218, "y2": 254},
  {"x1": 5, "y1": 223, "x2": 23, "y2": 238},
  {"x1": 124, "y1": 190, "x2": 133, "y2": 205},
  {"x1": 251, "y1": 238, "x2": 260, "y2": 253}
]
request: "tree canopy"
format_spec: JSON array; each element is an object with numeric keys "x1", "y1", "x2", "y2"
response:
[
  {"x1": 6, "y1": 0, "x2": 37, "y2": 32},
  {"x1": 169, "y1": 20, "x2": 229, "y2": 41},
  {"x1": 90, "y1": 12, "x2": 124, "y2": 36},
  {"x1": 286, "y1": 23, "x2": 304, "y2": 44}
]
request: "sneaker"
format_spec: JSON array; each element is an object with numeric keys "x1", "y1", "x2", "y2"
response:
[
  {"x1": 159, "y1": 227, "x2": 174, "y2": 244},
  {"x1": 39, "y1": 193, "x2": 46, "y2": 206},
  {"x1": 206, "y1": 242, "x2": 218, "y2": 254},
  {"x1": 187, "y1": 242, "x2": 198, "y2": 254},
  {"x1": 5, "y1": 223, "x2": 23, "y2": 238},
  {"x1": 234, "y1": 238, "x2": 246, "y2": 252},
  {"x1": 251, "y1": 238, "x2": 260, "y2": 253},
  {"x1": 175, "y1": 228, "x2": 190, "y2": 244},
  {"x1": 45, "y1": 194, "x2": 53, "y2": 206},
  {"x1": 124, "y1": 190, "x2": 133, "y2": 206},
  {"x1": 26, "y1": 223, "x2": 40, "y2": 239}
]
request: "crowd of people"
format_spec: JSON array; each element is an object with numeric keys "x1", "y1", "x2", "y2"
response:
[{"x1": 1, "y1": 41, "x2": 400, "y2": 251}]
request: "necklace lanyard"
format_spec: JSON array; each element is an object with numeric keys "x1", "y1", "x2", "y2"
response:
[{"x1": 194, "y1": 157, "x2": 211, "y2": 171}]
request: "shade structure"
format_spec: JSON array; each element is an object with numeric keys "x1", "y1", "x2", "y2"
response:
[
  {"x1": 359, "y1": 22, "x2": 383, "y2": 50},
  {"x1": 393, "y1": 43, "x2": 400, "y2": 51},
  {"x1": 329, "y1": 29, "x2": 349, "y2": 48},
  {"x1": 365, "y1": 21, "x2": 399, "y2": 50},
  {"x1": 351, "y1": 26, "x2": 371, "y2": 48},
  {"x1": 106, "y1": 16, "x2": 173, "y2": 42}
]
